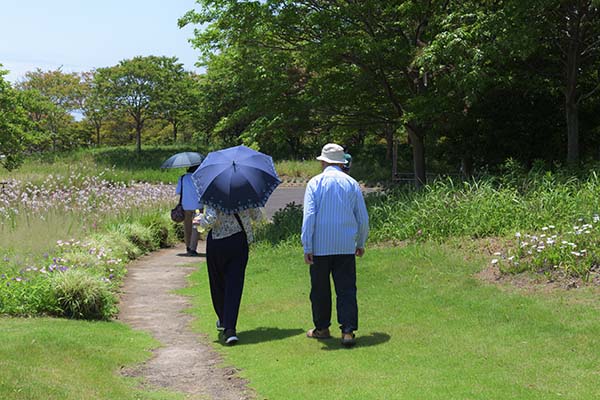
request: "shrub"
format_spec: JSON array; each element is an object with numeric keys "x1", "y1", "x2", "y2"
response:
[
  {"x1": 51, "y1": 270, "x2": 117, "y2": 320},
  {"x1": 0, "y1": 277, "x2": 58, "y2": 316},
  {"x1": 174, "y1": 221, "x2": 185, "y2": 241},
  {"x1": 255, "y1": 202, "x2": 303, "y2": 245}
]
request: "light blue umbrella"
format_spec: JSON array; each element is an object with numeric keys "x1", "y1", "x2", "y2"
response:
[
  {"x1": 160, "y1": 152, "x2": 204, "y2": 169},
  {"x1": 192, "y1": 145, "x2": 281, "y2": 214}
]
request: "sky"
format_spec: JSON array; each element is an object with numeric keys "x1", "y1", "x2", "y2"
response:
[{"x1": 1, "y1": 0, "x2": 202, "y2": 83}]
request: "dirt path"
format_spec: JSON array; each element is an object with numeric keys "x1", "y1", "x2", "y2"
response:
[{"x1": 118, "y1": 242, "x2": 254, "y2": 400}]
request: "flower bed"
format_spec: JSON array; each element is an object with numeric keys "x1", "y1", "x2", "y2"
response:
[{"x1": 0, "y1": 171, "x2": 180, "y2": 319}]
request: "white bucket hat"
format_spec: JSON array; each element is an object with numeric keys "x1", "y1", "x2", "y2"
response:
[{"x1": 316, "y1": 143, "x2": 348, "y2": 164}]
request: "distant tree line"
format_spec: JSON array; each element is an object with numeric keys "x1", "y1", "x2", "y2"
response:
[
  {"x1": 0, "y1": 56, "x2": 201, "y2": 170},
  {"x1": 1, "y1": 0, "x2": 600, "y2": 183}
]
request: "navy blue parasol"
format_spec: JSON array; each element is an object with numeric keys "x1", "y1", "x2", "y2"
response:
[
  {"x1": 160, "y1": 152, "x2": 204, "y2": 169},
  {"x1": 192, "y1": 145, "x2": 281, "y2": 214}
]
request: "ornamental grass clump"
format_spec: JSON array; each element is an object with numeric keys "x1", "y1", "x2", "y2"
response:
[
  {"x1": 111, "y1": 222, "x2": 158, "y2": 253},
  {"x1": 491, "y1": 214, "x2": 600, "y2": 281},
  {"x1": 137, "y1": 212, "x2": 178, "y2": 248},
  {"x1": 51, "y1": 269, "x2": 117, "y2": 320}
]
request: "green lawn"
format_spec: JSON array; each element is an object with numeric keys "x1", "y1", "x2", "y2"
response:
[
  {"x1": 0, "y1": 318, "x2": 183, "y2": 400},
  {"x1": 183, "y1": 243, "x2": 600, "y2": 400}
]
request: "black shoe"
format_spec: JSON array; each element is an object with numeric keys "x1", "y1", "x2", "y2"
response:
[
  {"x1": 341, "y1": 331, "x2": 356, "y2": 347},
  {"x1": 224, "y1": 329, "x2": 238, "y2": 345},
  {"x1": 216, "y1": 320, "x2": 225, "y2": 331},
  {"x1": 186, "y1": 250, "x2": 199, "y2": 256}
]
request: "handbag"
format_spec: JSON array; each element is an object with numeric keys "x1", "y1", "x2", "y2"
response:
[{"x1": 170, "y1": 176, "x2": 186, "y2": 223}]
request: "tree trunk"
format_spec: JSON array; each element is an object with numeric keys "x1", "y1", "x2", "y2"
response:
[
  {"x1": 564, "y1": 7, "x2": 582, "y2": 166},
  {"x1": 566, "y1": 100, "x2": 579, "y2": 164},
  {"x1": 392, "y1": 137, "x2": 398, "y2": 180},
  {"x1": 95, "y1": 123, "x2": 101, "y2": 147},
  {"x1": 406, "y1": 124, "x2": 425, "y2": 188},
  {"x1": 356, "y1": 127, "x2": 367, "y2": 147},
  {"x1": 461, "y1": 155, "x2": 473, "y2": 178},
  {"x1": 385, "y1": 126, "x2": 394, "y2": 161},
  {"x1": 135, "y1": 118, "x2": 143, "y2": 153},
  {"x1": 172, "y1": 120, "x2": 178, "y2": 143}
]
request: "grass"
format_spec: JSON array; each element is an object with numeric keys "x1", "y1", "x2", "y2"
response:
[
  {"x1": 0, "y1": 146, "x2": 325, "y2": 186},
  {"x1": 273, "y1": 160, "x2": 321, "y2": 182},
  {"x1": 0, "y1": 145, "x2": 377, "y2": 186},
  {"x1": 0, "y1": 145, "x2": 201, "y2": 184},
  {"x1": 2, "y1": 148, "x2": 600, "y2": 398},
  {"x1": 182, "y1": 243, "x2": 600, "y2": 400},
  {"x1": 0, "y1": 317, "x2": 184, "y2": 400}
]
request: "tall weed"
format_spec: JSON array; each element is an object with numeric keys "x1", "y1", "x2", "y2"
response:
[{"x1": 368, "y1": 173, "x2": 600, "y2": 243}]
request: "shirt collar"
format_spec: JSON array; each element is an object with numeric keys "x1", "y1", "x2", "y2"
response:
[{"x1": 324, "y1": 165, "x2": 343, "y2": 172}]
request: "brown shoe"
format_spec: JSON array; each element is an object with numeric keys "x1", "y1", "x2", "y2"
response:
[
  {"x1": 306, "y1": 328, "x2": 331, "y2": 339},
  {"x1": 341, "y1": 332, "x2": 356, "y2": 347}
]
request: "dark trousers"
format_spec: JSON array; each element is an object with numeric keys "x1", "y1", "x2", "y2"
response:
[
  {"x1": 310, "y1": 254, "x2": 358, "y2": 333},
  {"x1": 206, "y1": 231, "x2": 248, "y2": 332}
]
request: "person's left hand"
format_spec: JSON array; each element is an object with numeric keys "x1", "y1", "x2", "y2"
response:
[
  {"x1": 355, "y1": 248, "x2": 365, "y2": 257},
  {"x1": 192, "y1": 214, "x2": 202, "y2": 225},
  {"x1": 304, "y1": 253, "x2": 314, "y2": 265}
]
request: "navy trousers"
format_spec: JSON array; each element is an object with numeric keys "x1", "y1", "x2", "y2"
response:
[
  {"x1": 206, "y1": 231, "x2": 248, "y2": 332},
  {"x1": 310, "y1": 254, "x2": 358, "y2": 333}
]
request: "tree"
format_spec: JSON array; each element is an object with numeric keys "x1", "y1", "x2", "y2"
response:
[
  {"x1": 0, "y1": 67, "x2": 30, "y2": 170},
  {"x1": 80, "y1": 71, "x2": 110, "y2": 146},
  {"x1": 182, "y1": 1, "x2": 462, "y2": 186},
  {"x1": 95, "y1": 56, "x2": 177, "y2": 152},
  {"x1": 154, "y1": 62, "x2": 199, "y2": 143},
  {"x1": 15, "y1": 87, "x2": 70, "y2": 152},
  {"x1": 17, "y1": 68, "x2": 81, "y2": 151},
  {"x1": 546, "y1": 0, "x2": 600, "y2": 164},
  {"x1": 420, "y1": 0, "x2": 600, "y2": 167}
]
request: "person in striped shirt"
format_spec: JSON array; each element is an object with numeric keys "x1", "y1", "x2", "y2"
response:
[{"x1": 301, "y1": 143, "x2": 370, "y2": 347}]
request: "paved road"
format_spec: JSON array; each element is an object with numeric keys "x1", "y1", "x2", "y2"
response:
[
  {"x1": 263, "y1": 186, "x2": 305, "y2": 219},
  {"x1": 263, "y1": 184, "x2": 377, "y2": 219}
]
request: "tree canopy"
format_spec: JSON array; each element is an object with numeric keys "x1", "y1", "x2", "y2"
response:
[{"x1": 1, "y1": 1, "x2": 599, "y2": 179}]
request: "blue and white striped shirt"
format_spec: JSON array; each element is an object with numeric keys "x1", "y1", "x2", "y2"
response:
[{"x1": 301, "y1": 166, "x2": 369, "y2": 256}]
